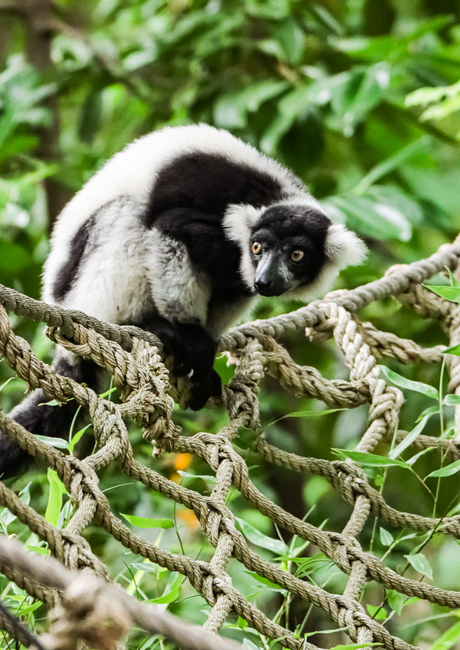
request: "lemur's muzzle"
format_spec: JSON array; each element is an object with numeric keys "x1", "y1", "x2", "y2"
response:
[{"x1": 254, "y1": 252, "x2": 290, "y2": 297}]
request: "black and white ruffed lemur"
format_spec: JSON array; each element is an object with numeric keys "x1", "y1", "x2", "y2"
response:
[{"x1": 0, "y1": 124, "x2": 367, "y2": 477}]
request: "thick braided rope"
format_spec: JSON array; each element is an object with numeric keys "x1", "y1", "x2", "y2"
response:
[
  {"x1": 0, "y1": 340, "x2": 452, "y2": 644},
  {"x1": 0, "y1": 411, "x2": 326, "y2": 650},
  {"x1": 0, "y1": 328, "x2": 427, "y2": 649},
  {"x1": 0, "y1": 326, "x2": 452, "y2": 640},
  {"x1": 0, "y1": 284, "x2": 161, "y2": 351},
  {"x1": 0, "y1": 242, "x2": 460, "y2": 649},
  {"x1": 0, "y1": 378, "x2": 422, "y2": 648},
  {"x1": 0, "y1": 536, "x2": 243, "y2": 650}
]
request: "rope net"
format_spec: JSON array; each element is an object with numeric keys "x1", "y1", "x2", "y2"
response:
[{"x1": 1, "y1": 241, "x2": 460, "y2": 650}]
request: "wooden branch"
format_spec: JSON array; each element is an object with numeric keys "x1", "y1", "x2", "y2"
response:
[{"x1": 0, "y1": 1, "x2": 26, "y2": 13}]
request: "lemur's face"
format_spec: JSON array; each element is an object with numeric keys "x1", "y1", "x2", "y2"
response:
[{"x1": 250, "y1": 205, "x2": 331, "y2": 297}]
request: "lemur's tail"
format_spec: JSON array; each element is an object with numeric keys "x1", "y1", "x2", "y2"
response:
[{"x1": 0, "y1": 354, "x2": 97, "y2": 479}]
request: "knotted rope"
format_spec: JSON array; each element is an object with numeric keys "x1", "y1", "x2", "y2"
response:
[{"x1": 0, "y1": 240, "x2": 460, "y2": 649}]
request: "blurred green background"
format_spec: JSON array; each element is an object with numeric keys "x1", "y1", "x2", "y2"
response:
[{"x1": 1, "y1": 0, "x2": 460, "y2": 648}]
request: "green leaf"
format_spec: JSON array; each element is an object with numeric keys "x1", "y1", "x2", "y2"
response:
[
  {"x1": 333, "y1": 449, "x2": 408, "y2": 469},
  {"x1": 446, "y1": 267, "x2": 459, "y2": 288},
  {"x1": 1, "y1": 505, "x2": 17, "y2": 528},
  {"x1": 389, "y1": 415, "x2": 430, "y2": 460},
  {"x1": 330, "y1": 644, "x2": 382, "y2": 650},
  {"x1": 177, "y1": 470, "x2": 216, "y2": 484},
  {"x1": 309, "y1": 3, "x2": 343, "y2": 35},
  {"x1": 366, "y1": 604, "x2": 387, "y2": 620},
  {"x1": 79, "y1": 90, "x2": 103, "y2": 143},
  {"x1": 330, "y1": 34, "x2": 400, "y2": 61},
  {"x1": 244, "y1": 571, "x2": 283, "y2": 590},
  {"x1": 324, "y1": 195, "x2": 412, "y2": 241},
  {"x1": 276, "y1": 408, "x2": 344, "y2": 420},
  {"x1": 145, "y1": 572, "x2": 182, "y2": 604},
  {"x1": 386, "y1": 589, "x2": 405, "y2": 615},
  {"x1": 380, "y1": 527, "x2": 394, "y2": 546},
  {"x1": 405, "y1": 553, "x2": 433, "y2": 580},
  {"x1": 406, "y1": 82, "x2": 460, "y2": 110},
  {"x1": 121, "y1": 514, "x2": 174, "y2": 529},
  {"x1": 19, "y1": 483, "x2": 31, "y2": 506},
  {"x1": 443, "y1": 394, "x2": 460, "y2": 406},
  {"x1": 304, "y1": 71, "x2": 351, "y2": 107},
  {"x1": 0, "y1": 241, "x2": 31, "y2": 273},
  {"x1": 271, "y1": 18, "x2": 305, "y2": 65},
  {"x1": 405, "y1": 15, "x2": 454, "y2": 40},
  {"x1": 35, "y1": 435, "x2": 69, "y2": 449},
  {"x1": 130, "y1": 562, "x2": 162, "y2": 574},
  {"x1": 426, "y1": 460, "x2": 460, "y2": 479},
  {"x1": 260, "y1": 85, "x2": 312, "y2": 154},
  {"x1": 364, "y1": 186, "x2": 423, "y2": 228},
  {"x1": 245, "y1": 0, "x2": 291, "y2": 20},
  {"x1": 147, "y1": 584, "x2": 181, "y2": 604},
  {"x1": 0, "y1": 377, "x2": 15, "y2": 392},
  {"x1": 304, "y1": 476, "x2": 330, "y2": 504},
  {"x1": 416, "y1": 405, "x2": 440, "y2": 421},
  {"x1": 331, "y1": 16, "x2": 451, "y2": 62},
  {"x1": 379, "y1": 366, "x2": 439, "y2": 400},
  {"x1": 235, "y1": 517, "x2": 287, "y2": 554},
  {"x1": 336, "y1": 63, "x2": 390, "y2": 134},
  {"x1": 68, "y1": 424, "x2": 92, "y2": 453},
  {"x1": 289, "y1": 554, "x2": 331, "y2": 573},
  {"x1": 426, "y1": 285, "x2": 460, "y2": 304},
  {"x1": 45, "y1": 469, "x2": 66, "y2": 527},
  {"x1": 214, "y1": 80, "x2": 288, "y2": 129},
  {"x1": 12, "y1": 601, "x2": 42, "y2": 616},
  {"x1": 430, "y1": 620, "x2": 460, "y2": 650},
  {"x1": 354, "y1": 137, "x2": 430, "y2": 194},
  {"x1": 234, "y1": 427, "x2": 259, "y2": 449},
  {"x1": 444, "y1": 344, "x2": 460, "y2": 356},
  {"x1": 26, "y1": 545, "x2": 50, "y2": 555},
  {"x1": 406, "y1": 446, "x2": 435, "y2": 466}
]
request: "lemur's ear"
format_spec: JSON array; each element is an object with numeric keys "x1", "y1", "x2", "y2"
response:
[
  {"x1": 222, "y1": 204, "x2": 263, "y2": 246},
  {"x1": 325, "y1": 223, "x2": 367, "y2": 270}
]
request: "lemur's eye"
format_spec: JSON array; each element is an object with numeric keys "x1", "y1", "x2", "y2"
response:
[
  {"x1": 252, "y1": 242, "x2": 262, "y2": 255},
  {"x1": 290, "y1": 250, "x2": 304, "y2": 263}
]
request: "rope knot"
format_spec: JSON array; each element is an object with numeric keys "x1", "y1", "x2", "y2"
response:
[
  {"x1": 59, "y1": 531, "x2": 109, "y2": 576},
  {"x1": 331, "y1": 461, "x2": 368, "y2": 504},
  {"x1": 42, "y1": 575, "x2": 131, "y2": 650},
  {"x1": 329, "y1": 533, "x2": 362, "y2": 573}
]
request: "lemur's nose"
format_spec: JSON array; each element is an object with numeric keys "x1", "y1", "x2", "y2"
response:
[{"x1": 254, "y1": 279, "x2": 272, "y2": 292}]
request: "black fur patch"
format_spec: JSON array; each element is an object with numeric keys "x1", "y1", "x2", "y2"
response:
[
  {"x1": 143, "y1": 153, "x2": 286, "y2": 292},
  {"x1": 175, "y1": 322, "x2": 220, "y2": 410},
  {"x1": 142, "y1": 154, "x2": 289, "y2": 294},
  {"x1": 136, "y1": 312, "x2": 221, "y2": 410},
  {"x1": 145, "y1": 153, "x2": 285, "y2": 226},
  {"x1": 140, "y1": 312, "x2": 193, "y2": 376},
  {"x1": 151, "y1": 207, "x2": 253, "y2": 295},
  {"x1": 252, "y1": 204, "x2": 331, "y2": 238},
  {"x1": 52, "y1": 214, "x2": 96, "y2": 301}
]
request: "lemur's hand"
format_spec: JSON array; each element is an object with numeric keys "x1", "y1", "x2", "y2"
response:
[{"x1": 175, "y1": 323, "x2": 220, "y2": 410}]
